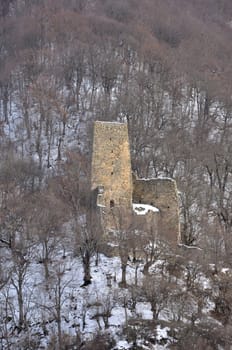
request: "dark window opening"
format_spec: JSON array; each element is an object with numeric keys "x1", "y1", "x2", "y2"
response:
[
  {"x1": 139, "y1": 199, "x2": 141, "y2": 204},
  {"x1": 111, "y1": 150, "x2": 114, "y2": 153},
  {"x1": 111, "y1": 171, "x2": 113, "y2": 175},
  {"x1": 150, "y1": 202, "x2": 154, "y2": 206},
  {"x1": 110, "y1": 200, "x2": 115, "y2": 208}
]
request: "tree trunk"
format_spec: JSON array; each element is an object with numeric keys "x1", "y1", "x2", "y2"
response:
[
  {"x1": 82, "y1": 250, "x2": 91, "y2": 286},
  {"x1": 120, "y1": 263, "x2": 127, "y2": 288},
  {"x1": 23, "y1": 99, "x2": 31, "y2": 139},
  {"x1": 18, "y1": 275, "x2": 24, "y2": 330},
  {"x1": 57, "y1": 137, "x2": 62, "y2": 161},
  {"x1": 151, "y1": 302, "x2": 158, "y2": 320},
  {"x1": 57, "y1": 276, "x2": 62, "y2": 350},
  {"x1": 43, "y1": 240, "x2": 50, "y2": 282},
  {"x1": 3, "y1": 84, "x2": 9, "y2": 123},
  {"x1": 143, "y1": 260, "x2": 153, "y2": 275},
  {"x1": 135, "y1": 265, "x2": 139, "y2": 286}
]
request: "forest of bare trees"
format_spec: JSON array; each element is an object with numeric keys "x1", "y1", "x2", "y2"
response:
[{"x1": 1, "y1": 0, "x2": 232, "y2": 349}]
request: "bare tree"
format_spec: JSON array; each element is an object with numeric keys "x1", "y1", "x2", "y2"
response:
[
  {"x1": 77, "y1": 220, "x2": 98, "y2": 286},
  {"x1": 39, "y1": 261, "x2": 73, "y2": 350},
  {"x1": 143, "y1": 275, "x2": 169, "y2": 320},
  {"x1": 30, "y1": 190, "x2": 66, "y2": 282}
]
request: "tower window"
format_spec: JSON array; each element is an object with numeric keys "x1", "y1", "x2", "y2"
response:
[
  {"x1": 110, "y1": 200, "x2": 115, "y2": 208},
  {"x1": 111, "y1": 171, "x2": 113, "y2": 175}
]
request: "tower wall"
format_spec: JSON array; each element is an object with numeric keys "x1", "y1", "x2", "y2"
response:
[
  {"x1": 133, "y1": 177, "x2": 180, "y2": 245},
  {"x1": 91, "y1": 121, "x2": 133, "y2": 230},
  {"x1": 91, "y1": 121, "x2": 180, "y2": 245}
]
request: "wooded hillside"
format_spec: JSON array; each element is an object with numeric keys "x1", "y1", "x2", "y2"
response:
[{"x1": 1, "y1": 1, "x2": 232, "y2": 349}]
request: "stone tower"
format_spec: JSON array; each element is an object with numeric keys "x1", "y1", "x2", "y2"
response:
[
  {"x1": 91, "y1": 121, "x2": 133, "y2": 230},
  {"x1": 91, "y1": 120, "x2": 180, "y2": 245}
]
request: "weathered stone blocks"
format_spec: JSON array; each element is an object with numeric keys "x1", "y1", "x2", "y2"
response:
[
  {"x1": 133, "y1": 177, "x2": 180, "y2": 245},
  {"x1": 91, "y1": 121, "x2": 180, "y2": 245},
  {"x1": 91, "y1": 121, "x2": 133, "y2": 230}
]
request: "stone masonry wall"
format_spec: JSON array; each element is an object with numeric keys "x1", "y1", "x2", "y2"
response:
[
  {"x1": 91, "y1": 121, "x2": 180, "y2": 245},
  {"x1": 133, "y1": 177, "x2": 180, "y2": 245},
  {"x1": 91, "y1": 121, "x2": 133, "y2": 230}
]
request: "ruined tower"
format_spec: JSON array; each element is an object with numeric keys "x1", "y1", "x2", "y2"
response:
[
  {"x1": 91, "y1": 120, "x2": 180, "y2": 245},
  {"x1": 133, "y1": 177, "x2": 180, "y2": 245},
  {"x1": 91, "y1": 121, "x2": 133, "y2": 230}
]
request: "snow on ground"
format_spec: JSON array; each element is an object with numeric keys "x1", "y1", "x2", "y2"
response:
[
  {"x1": 139, "y1": 177, "x2": 175, "y2": 182},
  {"x1": 0, "y1": 242, "x2": 224, "y2": 349},
  {"x1": 3, "y1": 95, "x2": 92, "y2": 175},
  {"x1": 156, "y1": 325, "x2": 170, "y2": 342},
  {"x1": 117, "y1": 340, "x2": 131, "y2": 349},
  {"x1": 136, "y1": 302, "x2": 153, "y2": 320},
  {"x1": 0, "y1": 251, "x2": 156, "y2": 349},
  {"x1": 133, "y1": 203, "x2": 159, "y2": 215}
]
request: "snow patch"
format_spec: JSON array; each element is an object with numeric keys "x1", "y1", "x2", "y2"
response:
[
  {"x1": 139, "y1": 177, "x2": 175, "y2": 182},
  {"x1": 221, "y1": 267, "x2": 230, "y2": 274},
  {"x1": 97, "y1": 203, "x2": 106, "y2": 208},
  {"x1": 136, "y1": 302, "x2": 153, "y2": 320},
  {"x1": 156, "y1": 325, "x2": 170, "y2": 341},
  {"x1": 116, "y1": 340, "x2": 131, "y2": 349},
  {"x1": 133, "y1": 203, "x2": 159, "y2": 215}
]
